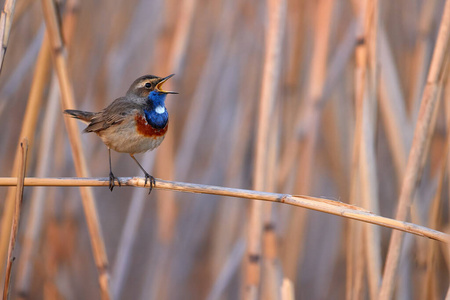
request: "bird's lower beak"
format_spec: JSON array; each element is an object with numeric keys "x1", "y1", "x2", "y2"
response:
[{"x1": 156, "y1": 74, "x2": 178, "y2": 94}]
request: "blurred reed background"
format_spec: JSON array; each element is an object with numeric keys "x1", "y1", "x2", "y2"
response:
[{"x1": 0, "y1": 0, "x2": 449, "y2": 299}]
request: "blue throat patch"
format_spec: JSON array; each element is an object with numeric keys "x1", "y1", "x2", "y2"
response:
[{"x1": 144, "y1": 91, "x2": 168, "y2": 129}]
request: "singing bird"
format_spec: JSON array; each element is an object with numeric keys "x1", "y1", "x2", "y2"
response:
[{"x1": 64, "y1": 74, "x2": 177, "y2": 192}]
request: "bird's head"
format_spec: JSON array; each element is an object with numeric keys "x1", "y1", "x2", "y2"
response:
[{"x1": 127, "y1": 74, "x2": 177, "y2": 98}]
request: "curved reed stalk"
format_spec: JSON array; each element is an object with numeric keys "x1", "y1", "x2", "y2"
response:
[{"x1": 0, "y1": 176, "x2": 448, "y2": 244}]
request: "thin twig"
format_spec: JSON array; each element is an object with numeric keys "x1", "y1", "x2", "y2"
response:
[
  {"x1": 2, "y1": 140, "x2": 28, "y2": 300},
  {"x1": 0, "y1": 176, "x2": 448, "y2": 244}
]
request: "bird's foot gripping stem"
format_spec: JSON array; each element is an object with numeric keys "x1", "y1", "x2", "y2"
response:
[
  {"x1": 143, "y1": 172, "x2": 156, "y2": 194},
  {"x1": 109, "y1": 172, "x2": 121, "y2": 191}
]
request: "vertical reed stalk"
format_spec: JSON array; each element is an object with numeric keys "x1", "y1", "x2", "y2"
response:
[
  {"x1": 15, "y1": 1, "x2": 79, "y2": 294},
  {"x1": 14, "y1": 76, "x2": 60, "y2": 297},
  {"x1": 347, "y1": 0, "x2": 368, "y2": 297},
  {"x1": 379, "y1": 0, "x2": 450, "y2": 298},
  {"x1": 2, "y1": 140, "x2": 27, "y2": 300},
  {"x1": 0, "y1": 0, "x2": 16, "y2": 73},
  {"x1": 245, "y1": 0, "x2": 285, "y2": 298},
  {"x1": 359, "y1": 1, "x2": 382, "y2": 298},
  {"x1": 40, "y1": 0, "x2": 111, "y2": 298},
  {"x1": 0, "y1": 35, "x2": 52, "y2": 287}
]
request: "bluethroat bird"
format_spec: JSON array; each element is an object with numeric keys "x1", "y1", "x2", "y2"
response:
[{"x1": 64, "y1": 74, "x2": 177, "y2": 193}]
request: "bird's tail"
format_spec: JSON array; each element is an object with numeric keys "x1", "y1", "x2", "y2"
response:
[{"x1": 64, "y1": 109, "x2": 95, "y2": 123}]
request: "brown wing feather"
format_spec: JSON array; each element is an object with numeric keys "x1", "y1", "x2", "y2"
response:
[{"x1": 84, "y1": 97, "x2": 142, "y2": 133}]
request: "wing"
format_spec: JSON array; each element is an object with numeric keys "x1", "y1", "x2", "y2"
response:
[{"x1": 84, "y1": 97, "x2": 142, "y2": 133}]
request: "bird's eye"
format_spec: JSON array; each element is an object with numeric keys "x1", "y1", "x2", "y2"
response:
[{"x1": 145, "y1": 82, "x2": 152, "y2": 89}]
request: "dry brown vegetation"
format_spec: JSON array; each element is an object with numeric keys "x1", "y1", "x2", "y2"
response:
[{"x1": 0, "y1": 0, "x2": 449, "y2": 299}]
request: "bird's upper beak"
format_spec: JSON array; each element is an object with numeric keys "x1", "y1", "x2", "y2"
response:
[{"x1": 156, "y1": 74, "x2": 178, "y2": 94}]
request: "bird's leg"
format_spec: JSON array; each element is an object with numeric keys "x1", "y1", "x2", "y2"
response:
[
  {"x1": 130, "y1": 154, "x2": 155, "y2": 194},
  {"x1": 108, "y1": 148, "x2": 121, "y2": 191}
]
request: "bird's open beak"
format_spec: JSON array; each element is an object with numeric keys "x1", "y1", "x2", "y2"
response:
[{"x1": 156, "y1": 74, "x2": 178, "y2": 94}]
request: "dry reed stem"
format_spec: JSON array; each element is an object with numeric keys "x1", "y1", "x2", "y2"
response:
[
  {"x1": 282, "y1": 0, "x2": 334, "y2": 285},
  {"x1": 109, "y1": 2, "x2": 168, "y2": 297},
  {"x1": 110, "y1": 163, "x2": 155, "y2": 300},
  {"x1": 0, "y1": 35, "x2": 52, "y2": 286},
  {"x1": 0, "y1": 24, "x2": 44, "y2": 111},
  {"x1": 149, "y1": 0, "x2": 195, "y2": 294},
  {"x1": 294, "y1": 0, "x2": 333, "y2": 193},
  {"x1": 167, "y1": 0, "x2": 197, "y2": 75},
  {"x1": 15, "y1": 1, "x2": 79, "y2": 294},
  {"x1": 263, "y1": 5, "x2": 285, "y2": 300},
  {"x1": 444, "y1": 86, "x2": 450, "y2": 299},
  {"x1": 0, "y1": 176, "x2": 448, "y2": 243},
  {"x1": 347, "y1": 0, "x2": 368, "y2": 297},
  {"x1": 14, "y1": 77, "x2": 60, "y2": 296},
  {"x1": 410, "y1": 1, "x2": 437, "y2": 118},
  {"x1": 175, "y1": 1, "x2": 235, "y2": 180},
  {"x1": 320, "y1": 20, "x2": 357, "y2": 104},
  {"x1": 359, "y1": 1, "x2": 382, "y2": 298},
  {"x1": 40, "y1": 0, "x2": 111, "y2": 298},
  {"x1": 0, "y1": 0, "x2": 16, "y2": 73},
  {"x1": 379, "y1": 0, "x2": 450, "y2": 298},
  {"x1": 111, "y1": 0, "x2": 196, "y2": 296},
  {"x1": 423, "y1": 143, "x2": 448, "y2": 299},
  {"x1": 262, "y1": 115, "x2": 282, "y2": 300},
  {"x1": 360, "y1": 88, "x2": 382, "y2": 300},
  {"x1": 280, "y1": 278, "x2": 294, "y2": 300},
  {"x1": 2, "y1": 140, "x2": 27, "y2": 300},
  {"x1": 379, "y1": 28, "x2": 410, "y2": 178},
  {"x1": 207, "y1": 238, "x2": 246, "y2": 300},
  {"x1": 278, "y1": 20, "x2": 356, "y2": 186},
  {"x1": 246, "y1": 0, "x2": 285, "y2": 298},
  {"x1": 210, "y1": 44, "x2": 258, "y2": 294}
]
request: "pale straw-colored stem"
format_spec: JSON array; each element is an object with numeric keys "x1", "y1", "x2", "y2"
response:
[
  {"x1": 14, "y1": 76, "x2": 60, "y2": 296},
  {"x1": 0, "y1": 0, "x2": 16, "y2": 73},
  {"x1": 0, "y1": 35, "x2": 52, "y2": 286},
  {"x1": 15, "y1": 1, "x2": 79, "y2": 294},
  {"x1": 0, "y1": 176, "x2": 448, "y2": 244},
  {"x1": 423, "y1": 144, "x2": 448, "y2": 299},
  {"x1": 379, "y1": 0, "x2": 450, "y2": 298},
  {"x1": 206, "y1": 238, "x2": 246, "y2": 300},
  {"x1": 282, "y1": 0, "x2": 334, "y2": 285},
  {"x1": 40, "y1": 0, "x2": 111, "y2": 298},
  {"x1": 245, "y1": 0, "x2": 286, "y2": 298},
  {"x1": 347, "y1": 0, "x2": 368, "y2": 297},
  {"x1": 112, "y1": 0, "x2": 198, "y2": 297},
  {"x1": 359, "y1": 1, "x2": 382, "y2": 298},
  {"x1": 2, "y1": 140, "x2": 28, "y2": 300}
]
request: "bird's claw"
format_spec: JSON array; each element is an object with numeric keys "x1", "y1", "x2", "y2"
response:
[
  {"x1": 143, "y1": 172, "x2": 156, "y2": 195},
  {"x1": 109, "y1": 172, "x2": 121, "y2": 191}
]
